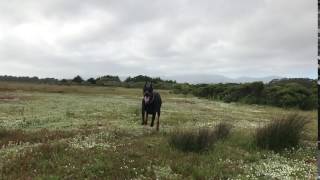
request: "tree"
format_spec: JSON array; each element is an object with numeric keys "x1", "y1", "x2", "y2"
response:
[
  {"x1": 125, "y1": 75, "x2": 152, "y2": 83},
  {"x1": 87, "y1": 78, "x2": 96, "y2": 84},
  {"x1": 72, "y1": 75, "x2": 84, "y2": 83},
  {"x1": 96, "y1": 75, "x2": 121, "y2": 83}
]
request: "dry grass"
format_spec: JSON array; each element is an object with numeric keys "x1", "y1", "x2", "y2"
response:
[{"x1": 0, "y1": 128, "x2": 77, "y2": 147}]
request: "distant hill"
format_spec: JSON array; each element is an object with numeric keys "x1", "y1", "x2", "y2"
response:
[
  {"x1": 165, "y1": 74, "x2": 283, "y2": 84},
  {"x1": 234, "y1": 76, "x2": 284, "y2": 83},
  {"x1": 1, "y1": 74, "x2": 308, "y2": 86}
]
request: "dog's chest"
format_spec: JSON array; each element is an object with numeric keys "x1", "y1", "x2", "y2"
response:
[{"x1": 144, "y1": 103, "x2": 154, "y2": 113}]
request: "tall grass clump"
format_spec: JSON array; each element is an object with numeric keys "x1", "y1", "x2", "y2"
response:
[
  {"x1": 213, "y1": 122, "x2": 232, "y2": 140},
  {"x1": 169, "y1": 122, "x2": 232, "y2": 152},
  {"x1": 255, "y1": 114, "x2": 309, "y2": 151}
]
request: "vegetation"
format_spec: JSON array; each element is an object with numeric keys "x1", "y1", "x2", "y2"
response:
[
  {"x1": 0, "y1": 75, "x2": 59, "y2": 84},
  {"x1": 125, "y1": 75, "x2": 175, "y2": 84},
  {"x1": 173, "y1": 78, "x2": 317, "y2": 110},
  {"x1": 95, "y1": 75, "x2": 121, "y2": 86},
  {"x1": 169, "y1": 123, "x2": 231, "y2": 152},
  {"x1": 0, "y1": 75, "x2": 315, "y2": 110},
  {"x1": 0, "y1": 83, "x2": 316, "y2": 179},
  {"x1": 255, "y1": 114, "x2": 310, "y2": 152},
  {"x1": 0, "y1": 74, "x2": 177, "y2": 90},
  {"x1": 86, "y1": 77, "x2": 96, "y2": 84},
  {"x1": 72, "y1": 75, "x2": 84, "y2": 83}
]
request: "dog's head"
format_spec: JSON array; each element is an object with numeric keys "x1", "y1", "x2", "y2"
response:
[{"x1": 143, "y1": 82, "x2": 153, "y2": 104}]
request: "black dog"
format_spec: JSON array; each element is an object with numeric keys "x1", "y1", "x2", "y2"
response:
[{"x1": 142, "y1": 82, "x2": 162, "y2": 130}]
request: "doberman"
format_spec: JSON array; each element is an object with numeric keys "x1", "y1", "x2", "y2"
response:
[{"x1": 142, "y1": 82, "x2": 162, "y2": 130}]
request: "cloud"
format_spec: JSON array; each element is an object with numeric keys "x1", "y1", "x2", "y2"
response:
[{"x1": 0, "y1": 0, "x2": 316, "y2": 80}]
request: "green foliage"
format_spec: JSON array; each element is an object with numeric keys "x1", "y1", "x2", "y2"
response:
[
  {"x1": 123, "y1": 75, "x2": 176, "y2": 89},
  {"x1": 168, "y1": 123, "x2": 232, "y2": 152},
  {"x1": 172, "y1": 83, "x2": 193, "y2": 95},
  {"x1": 255, "y1": 114, "x2": 309, "y2": 152},
  {"x1": 0, "y1": 75, "x2": 316, "y2": 109},
  {"x1": 0, "y1": 75, "x2": 59, "y2": 84},
  {"x1": 0, "y1": 74, "x2": 177, "y2": 90},
  {"x1": 269, "y1": 78, "x2": 315, "y2": 89},
  {"x1": 173, "y1": 78, "x2": 316, "y2": 110},
  {"x1": 125, "y1": 75, "x2": 153, "y2": 83},
  {"x1": 265, "y1": 83, "x2": 315, "y2": 110},
  {"x1": 72, "y1": 75, "x2": 84, "y2": 83},
  {"x1": 96, "y1": 75, "x2": 121, "y2": 84},
  {"x1": 94, "y1": 75, "x2": 121, "y2": 87},
  {"x1": 87, "y1": 78, "x2": 96, "y2": 84}
]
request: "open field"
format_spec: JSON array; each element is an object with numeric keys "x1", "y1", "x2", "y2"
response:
[{"x1": 0, "y1": 82, "x2": 317, "y2": 179}]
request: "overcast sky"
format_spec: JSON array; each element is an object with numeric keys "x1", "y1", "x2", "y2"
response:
[{"x1": 0, "y1": 0, "x2": 316, "y2": 80}]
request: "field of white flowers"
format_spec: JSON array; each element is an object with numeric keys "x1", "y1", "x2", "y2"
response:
[{"x1": 0, "y1": 83, "x2": 317, "y2": 179}]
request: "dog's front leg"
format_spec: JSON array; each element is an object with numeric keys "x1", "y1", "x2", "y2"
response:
[
  {"x1": 150, "y1": 113, "x2": 155, "y2": 127},
  {"x1": 142, "y1": 99, "x2": 146, "y2": 125},
  {"x1": 145, "y1": 112, "x2": 148, "y2": 125},
  {"x1": 142, "y1": 110, "x2": 144, "y2": 125}
]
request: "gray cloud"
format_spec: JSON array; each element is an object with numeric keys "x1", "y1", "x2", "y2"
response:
[{"x1": 0, "y1": 0, "x2": 316, "y2": 81}]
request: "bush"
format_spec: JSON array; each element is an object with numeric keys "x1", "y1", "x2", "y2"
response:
[
  {"x1": 175, "y1": 78, "x2": 317, "y2": 110},
  {"x1": 72, "y1": 75, "x2": 84, "y2": 83},
  {"x1": 168, "y1": 122, "x2": 232, "y2": 152},
  {"x1": 255, "y1": 114, "x2": 309, "y2": 151},
  {"x1": 213, "y1": 122, "x2": 232, "y2": 140}
]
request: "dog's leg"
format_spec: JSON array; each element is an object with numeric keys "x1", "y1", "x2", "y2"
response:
[
  {"x1": 145, "y1": 112, "x2": 148, "y2": 125},
  {"x1": 142, "y1": 111, "x2": 145, "y2": 125},
  {"x1": 142, "y1": 99, "x2": 145, "y2": 125},
  {"x1": 156, "y1": 112, "x2": 160, "y2": 131},
  {"x1": 151, "y1": 113, "x2": 155, "y2": 127}
]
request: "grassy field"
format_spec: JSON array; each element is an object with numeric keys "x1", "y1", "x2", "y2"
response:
[{"x1": 0, "y1": 82, "x2": 317, "y2": 179}]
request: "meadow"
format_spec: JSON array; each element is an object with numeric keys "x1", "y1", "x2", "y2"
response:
[{"x1": 0, "y1": 82, "x2": 317, "y2": 179}]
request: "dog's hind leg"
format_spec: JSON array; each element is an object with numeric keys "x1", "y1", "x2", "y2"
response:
[
  {"x1": 156, "y1": 111, "x2": 160, "y2": 131},
  {"x1": 150, "y1": 113, "x2": 155, "y2": 127}
]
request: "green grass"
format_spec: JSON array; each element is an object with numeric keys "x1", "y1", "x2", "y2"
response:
[{"x1": 0, "y1": 82, "x2": 317, "y2": 179}]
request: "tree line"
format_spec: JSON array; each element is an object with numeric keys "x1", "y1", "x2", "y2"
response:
[
  {"x1": 172, "y1": 78, "x2": 317, "y2": 110},
  {"x1": 0, "y1": 75, "x2": 177, "y2": 89},
  {"x1": 0, "y1": 75, "x2": 316, "y2": 110}
]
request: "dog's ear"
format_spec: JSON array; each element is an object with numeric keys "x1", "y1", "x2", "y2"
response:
[
  {"x1": 143, "y1": 81, "x2": 147, "y2": 93},
  {"x1": 144, "y1": 81, "x2": 147, "y2": 89}
]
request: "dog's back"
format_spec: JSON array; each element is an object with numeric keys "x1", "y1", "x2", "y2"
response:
[{"x1": 152, "y1": 91, "x2": 162, "y2": 111}]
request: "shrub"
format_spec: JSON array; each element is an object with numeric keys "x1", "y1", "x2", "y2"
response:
[
  {"x1": 168, "y1": 122, "x2": 232, "y2": 152},
  {"x1": 213, "y1": 122, "x2": 232, "y2": 140},
  {"x1": 255, "y1": 114, "x2": 309, "y2": 151},
  {"x1": 72, "y1": 75, "x2": 84, "y2": 83}
]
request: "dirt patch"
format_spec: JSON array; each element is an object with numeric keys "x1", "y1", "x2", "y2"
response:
[
  {"x1": 0, "y1": 94, "x2": 34, "y2": 102},
  {"x1": 0, "y1": 128, "x2": 78, "y2": 147},
  {"x1": 0, "y1": 95, "x2": 20, "y2": 101}
]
